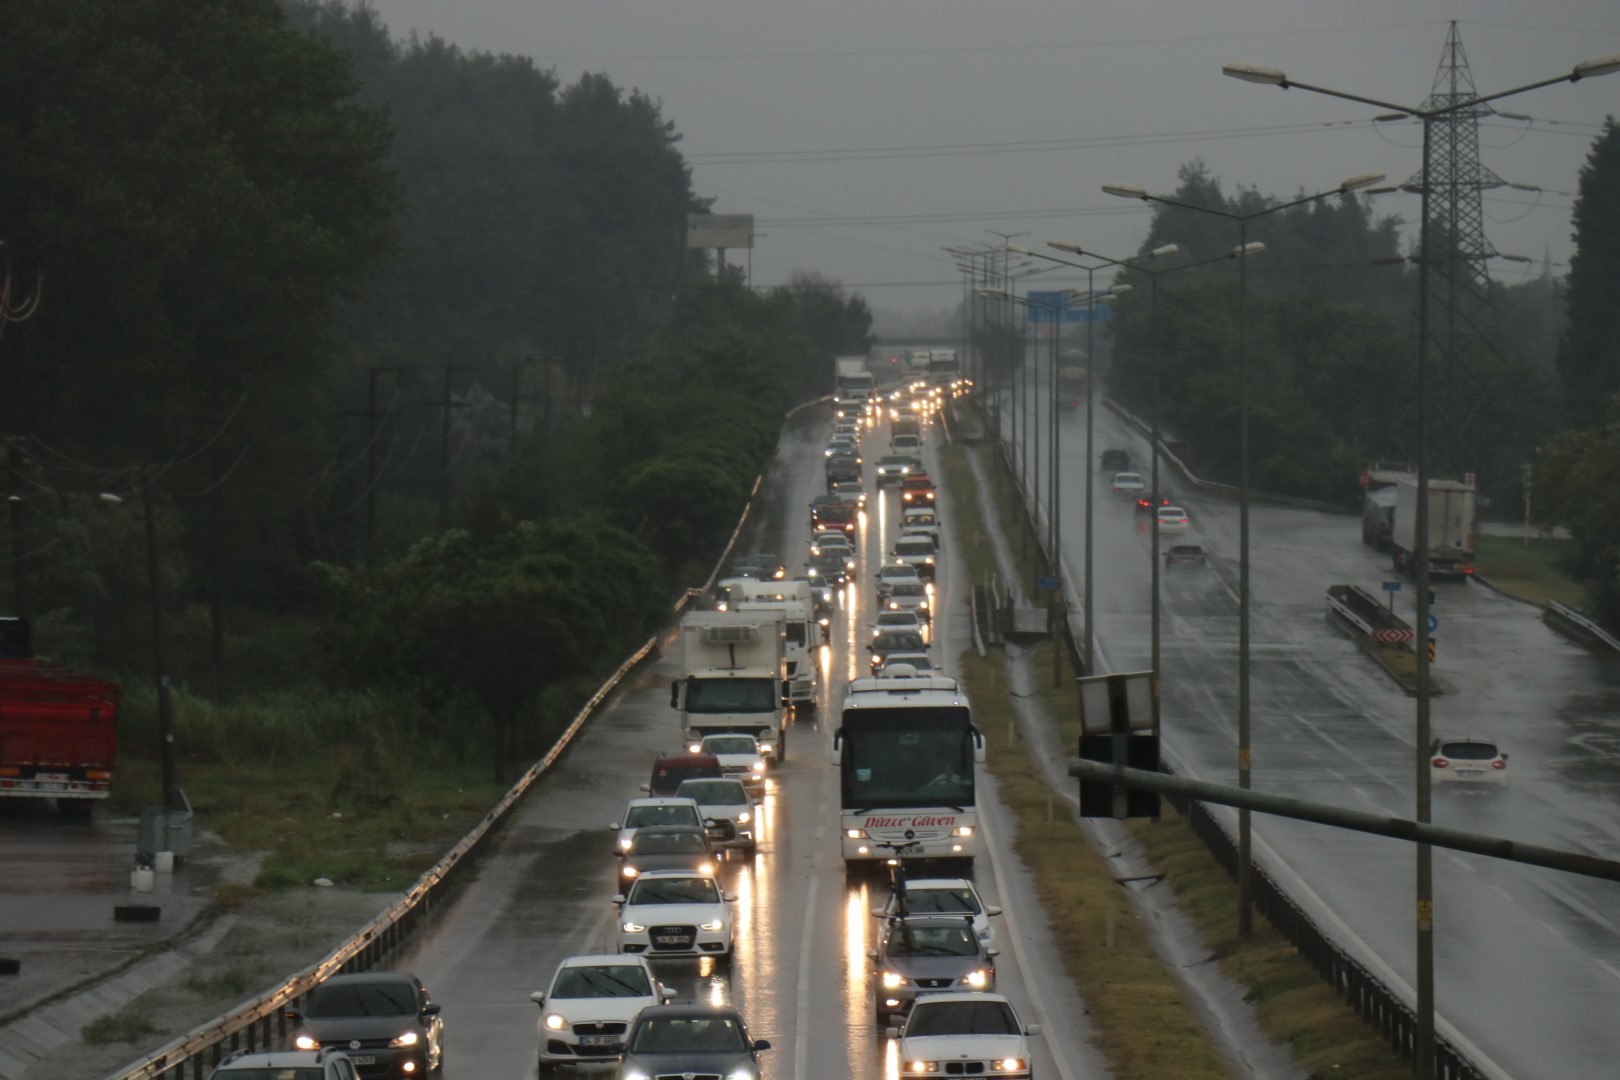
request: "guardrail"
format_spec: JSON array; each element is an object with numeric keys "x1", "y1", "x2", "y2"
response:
[
  {"x1": 103, "y1": 396, "x2": 830, "y2": 1080},
  {"x1": 1544, "y1": 599, "x2": 1620, "y2": 655}
]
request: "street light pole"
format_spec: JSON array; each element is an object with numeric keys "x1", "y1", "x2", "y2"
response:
[
  {"x1": 1103, "y1": 173, "x2": 1383, "y2": 939},
  {"x1": 1223, "y1": 52, "x2": 1620, "y2": 1076}
]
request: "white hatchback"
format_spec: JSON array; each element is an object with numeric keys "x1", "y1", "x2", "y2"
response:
[
  {"x1": 1156, "y1": 506, "x2": 1190, "y2": 533},
  {"x1": 1111, "y1": 471, "x2": 1146, "y2": 494},
  {"x1": 1430, "y1": 736, "x2": 1508, "y2": 791},
  {"x1": 615, "y1": 871, "x2": 736, "y2": 960},
  {"x1": 876, "y1": 878, "x2": 1002, "y2": 948},
  {"x1": 530, "y1": 954, "x2": 674, "y2": 1073}
]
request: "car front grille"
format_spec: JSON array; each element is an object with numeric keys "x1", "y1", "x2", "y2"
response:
[
  {"x1": 649, "y1": 924, "x2": 697, "y2": 950},
  {"x1": 915, "y1": 977, "x2": 955, "y2": 989},
  {"x1": 570, "y1": 1021, "x2": 628, "y2": 1037},
  {"x1": 941, "y1": 1063, "x2": 989, "y2": 1075},
  {"x1": 652, "y1": 1074, "x2": 723, "y2": 1080}
]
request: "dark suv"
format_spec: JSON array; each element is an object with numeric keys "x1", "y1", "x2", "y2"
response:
[{"x1": 286, "y1": 972, "x2": 444, "y2": 1079}]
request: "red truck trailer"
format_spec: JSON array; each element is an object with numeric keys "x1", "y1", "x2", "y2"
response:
[{"x1": 0, "y1": 656, "x2": 121, "y2": 812}]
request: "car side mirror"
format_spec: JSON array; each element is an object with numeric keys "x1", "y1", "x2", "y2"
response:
[
  {"x1": 1025, "y1": 1023, "x2": 1042, "y2": 1036},
  {"x1": 612, "y1": 894, "x2": 626, "y2": 905},
  {"x1": 986, "y1": 905, "x2": 1002, "y2": 917},
  {"x1": 753, "y1": 1039, "x2": 772, "y2": 1051},
  {"x1": 1500, "y1": 752, "x2": 1509, "y2": 760},
  {"x1": 885, "y1": 1025, "x2": 901, "y2": 1039},
  {"x1": 985, "y1": 947, "x2": 1000, "y2": 958},
  {"x1": 638, "y1": 784, "x2": 651, "y2": 793},
  {"x1": 422, "y1": 1003, "x2": 442, "y2": 1016},
  {"x1": 866, "y1": 948, "x2": 879, "y2": 960},
  {"x1": 723, "y1": 891, "x2": 738, "y2": 903},
  {"x1": 659, "y1": 986, "x2": 677, "y2": 1001},
  {"x1": 609, "y1": 822, "x2": 621, "y2": 831},
  {"x1": 283, "y1": 1009, "x2": 303, "y2": 1022},
  {"x1": 529, "y1": 991, "x2": 546, "y2": 1006},
  {"x1": 871, "y1": 907, "x2": 886, "y2": 917}
]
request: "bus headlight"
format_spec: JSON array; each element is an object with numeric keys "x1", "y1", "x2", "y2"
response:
[
  {"x1": 846, "y1": 828, "x2": 868, "y2": 839},
  {"x1": 954, "y1": 825, "x2": 975, "y2": 837}
]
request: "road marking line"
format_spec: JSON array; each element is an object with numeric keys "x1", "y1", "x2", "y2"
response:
[
  {"x1": 1597, "y1": 960, "x2": 1620, "y2": 982},
  {"x1": 1536, "y1": 919, "x2": 1565, "y2": 939},
  {"x1": 792, "y1": 828, "x2": 821, "y2": 1080},
  {"x1": 1490, "y1": 884, "x2": 1514, "y2": 902}
]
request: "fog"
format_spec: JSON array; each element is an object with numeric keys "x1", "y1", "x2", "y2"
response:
[{"x1": 364, "y1": 0, "x2": 1620, "y2": 326}]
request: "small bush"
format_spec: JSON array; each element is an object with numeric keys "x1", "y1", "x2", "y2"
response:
[{"x1": 82, "y1": 1009, "x2": 159, "y2": 1045}]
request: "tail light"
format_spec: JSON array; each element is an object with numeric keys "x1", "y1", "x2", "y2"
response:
[
  {"x1": 1431, "y1": 757, "x2": 1449, "y2": 768},
  {"x1": 1491, "y1": 759, "x2": 1506, "y2": 769}
]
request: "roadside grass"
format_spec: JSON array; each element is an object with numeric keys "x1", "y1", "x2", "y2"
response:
[
  {"x1": 1474, "y1": 534, "x2": 1584, "y2": 607},
  {"x1": 943, "y1": 420, "x2": 1412, "y2": 1079},
  {"x1": 81, "y1": 1008, "x2": 160, "y2": 1045}
]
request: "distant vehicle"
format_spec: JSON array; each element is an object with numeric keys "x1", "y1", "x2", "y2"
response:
[
  {"x1": 875, "y1": 651, "x2": 936, "y2": 677},
  {"x1": 876, "y1": 456, "x2": 915, "y2": 486},
  {"x1": 610, "y1": 796, "x2": 708, "y2": 853},
  {"x1": 1110, "y1": 472, "x2": 1145, "y2": 494},
  {"x1": 1164, "y1": 544, "x2": 1207, "y2": 567},
  {"x1": 617, "y1": 824, "x2": 719, "y2": 881},
  {"x1": 1430, "y1": 736, "x2": 1507, "y2": 792},
  {"x1": 825, "y1": 452, "x2": 862, "y2": 486},
  {"x1": 674, "y1": 777, "x2": 758, "y2": 855},
  {"x1": 885, "y1": 581, "x2": 933, "y2": 622},
  {"x1": 875, "y1": 562, "x2": 922, "y2": 601},
  {"x1": 643, "y1": 752, "x2": 724, "y2": 798},
  {"x1": 1155, "y1": 506, "x2": 1190, "y2": 534},
  {"x1": 873, "y1": 610, "x2": 926, "y2": 636},
  {"x1": 869, "y1": 629, "x2": 928, "y2": 672},
  {"x1": 808, "y1": 552, "x2": 850, "y2": 587},
  {"x1": 1391, "y1": 476, "x2": 1478, "y2": 580},
  {"x1": 888, "y1": 992, "x2": 1037, "y2": 1079},
  {"x1": 209, "y1": 1049, "x2": 358, "y2": 1080},
  {"x1": 530, "y1": 953, "x2": 673, "y2": 1075},
  {"x1": 0, "y1": 617, "x2": 121, "y2": 816},
  {"x1": 901, "y1": 507, "x2": 941, "y2": 548},
  {"x1": 831, "y1": 480, "x2": 867, "y2": 508},
  {"x1": 1135, "y1": 491, "x2": 1172, "y2": 512},
  {"x1": 733, "y1": 553, "x2": 786, "y2": 581},
  {"x1": 875, "y1": 877, "x2": 1002, "y2": 947},
  {"x1": 1100, "y1": 448, "x2": 1131, "y2": 472},
  {"x1": 900, "y1": 473, "x2": 937, "y2": 507},
  {"x1": 811, "y1": 501, "x2": 858, "y2": 536},
  {"x1": 1362, "y1": 486, "x2": 1399, "y2": 550},
  {"x1": 695, "y1": 732, "x2": 768, "y2": 793},
  {"x1": 892, "y1": 433, "x2": 923, "y2": 461}
]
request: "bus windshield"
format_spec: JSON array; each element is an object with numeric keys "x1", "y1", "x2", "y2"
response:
[{"x1": 839, "y1": 707, "x2": 975, "y2": 809}]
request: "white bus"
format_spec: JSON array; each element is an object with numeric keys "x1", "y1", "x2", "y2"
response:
[{"x1": 831, "y1": 674, "x2": 985, "y2": 869}]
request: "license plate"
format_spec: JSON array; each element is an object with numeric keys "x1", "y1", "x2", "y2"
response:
[
  {"x1": 1457, "y1": 769, "x2": 1485, "y2": 778},
  {"x1": 579, "y1": 1036, "x2": 621, "y2": 1047},
  {"x1": 350, "y1": 1057, "x2": 376, "y2": 1065},
  {"x1": 37, "y1": 773, "x2": 68, "y2": 782},
  {"x1": 655, "y1": 934, "x2": 691, "y2": 946}
]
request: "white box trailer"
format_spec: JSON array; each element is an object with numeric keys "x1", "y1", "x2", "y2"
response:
[
  {"x1": 721, "y1": 577, "x2": 820, "y2": 710},
  {"x1": 671, "y1": 611, "x2": 791, "y2": 759},
  {"x1": 1390, "y1": 476, "x2": 1478, "y2": 580}
]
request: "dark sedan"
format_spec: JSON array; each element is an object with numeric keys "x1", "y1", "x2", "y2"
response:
[
  {"x1": 615, "y1": 1004, "x2": 769, "y2": 1080},
  {"x1": 617, "y1": 824, "x2": 720, "y2": 882},
  {"x1": 286, "y1": 972, "x2": 444, "y2": 1079}
]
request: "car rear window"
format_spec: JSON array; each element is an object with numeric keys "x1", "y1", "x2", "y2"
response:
[{"x1": 1441, "y1": 741, "x2": 1499, "y2": 760}]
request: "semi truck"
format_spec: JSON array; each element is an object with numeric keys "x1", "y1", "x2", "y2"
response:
[
  {"x1": 1390, "y1": 476, "x2": 1478, "y2": 580},
  {"x1": 0, "y1": 618, "x2": 121, "y2": 815},
  {"x1": 834, "y1": 355, "x2": 875, "y2": 417},
  {"x1": 671, "y1": 611, "x2": 792, "y2": 760},
  {"x1": 926, "y1": 348, "x2": 961, "y2": 388},
  {"x1": 715, "y1": 578, "x2": 820, "y2": 710},
  {"x1": 1359, "y1": 461, "x2": 1415, "y2": 550}
]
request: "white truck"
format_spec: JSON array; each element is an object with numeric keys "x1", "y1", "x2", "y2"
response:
[
  {"x1": 905, "y1": 348, "x2": 931, "y2": 373},
  {"x1": 671, "y1": 611, "x2": 792, "y2": 760},
  {"x1": 834, "y1": 355, "x2": 875, "y2": 417},
  {"x1": 1390, "y1": 476, "x2": 1479, "y2": 580},
  {"x1": 718, "y1": 577, "x2": 821, "y2": 710},
  {"x1": 926, "y1": 348, "x2": 961, "y2": 388}
]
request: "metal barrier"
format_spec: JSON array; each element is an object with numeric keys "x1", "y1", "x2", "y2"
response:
[
  {"x1": 1544, "y1": 599, "x2": 1620, "y2": 655},
  {"x1": 103, "y1": 397, "x2": 831, "y2": 1080}
]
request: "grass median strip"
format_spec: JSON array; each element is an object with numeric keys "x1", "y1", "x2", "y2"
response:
[{"x1": 941, "y1": 428, "x2": 1411, "y2": 1078}]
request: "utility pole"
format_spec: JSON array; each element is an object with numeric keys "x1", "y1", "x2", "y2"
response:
[
  {"x1": 7, "y1": 442, "x2": 30, "y2": 624},
  {"x1": 138, "y1": 468, "x2": 177, "y2": 810},
  {"x1": 433, "y1": 366, "x2": 471, "y2": 532}
]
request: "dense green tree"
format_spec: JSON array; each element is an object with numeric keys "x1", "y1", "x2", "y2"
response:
[
  {"x1": 1533, "y1": 396, "x2": 1620, "y2": 628},
  {"x1": 1555, "y1": 118, "x2": 1620, "y2": 429}
]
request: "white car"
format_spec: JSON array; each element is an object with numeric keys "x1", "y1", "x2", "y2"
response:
[
  {"x1": 1155, "y1": 506, "x2": 1190, "y2": 534},
  {"x1": 831, "y1": 480, "x2": 868, "y2": 508},
  {"x1": 888, "y1": 992, "x2": 1040, "y2": 1079},
  {"x1": 876, "y1": 878, "x2": 1002, "y2": 947},
  {"x1": 530, "y1": 954, "x2": 674, "y2": 1074},
  {"x1": 875, "y1": 650, "x2": 935, "y2": 677},
  {"x1": 876, "y1": 562, "x2": 922, "y2": 602},
  {"x1": 892, "y1": 535, "x2": 937, "y2": 580},
  {"x1": 877, "y1": 456, "x2": 915, "y2": 486},
  {"x1": 901, "y1": 507, "x2": 940, "y2": 546},
  {"x1": 693, "y1": 733, "x2": 768, "y2": 793},
  {"x1": 1111, "y1": 471, "x2": 1146, "y2": 494},
  {"x1": 874, "y1": 611, "x2": 925, "y2": 637},
  {"x1": 675, "y1": 777, "x2": 758, "y2": 854},
  {"x1": 1430, "y1": 736, "x2": 1508, "y2": 791},
  {"x1": 610, "y1": 796, "x2": 706, "y2": 853},
  {"x1": 616, "y1": 871, "x2": 736, "y2": 960},
  {"x1": 886, "y1": 580, "x2": 932, "y2": 622}
]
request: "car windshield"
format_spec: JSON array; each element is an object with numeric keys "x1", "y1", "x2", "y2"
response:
[
  {"x1": 628, "y1": 1015, "x2": 745, "y2": 1054},
  {"x1": 904, "y1": 513, "x2": 936, "y2": 526},
  {"x1": 890, "y1": 583, "x2": 927, "y2": 599},
  {"x1": 1114, "y1": 473, "x2": 1142, "y2": 484},
  {"x1": 894, "y1": 887, "x2": 980, "y2": 916},
  {"x1": 552, "y1": 964, "x2": 654, "y2": 999},
  {"x1": 678, "y1": 780, "x2": 749, "y2": 806},
  {"x1": 895, "y1": 541, "x2": 932, "y2": 556},
  {"x1": 628, "y1": 877, "x2": 721, "y2": 905},
  {"x1": 624, "y1": 804, "x2": 700, "y2": 828},
  {"x1": 631, "y1": 829, "x2": 709, "y2": 854},
  {"x1": 1170, "y1": 546, "x2": 1203, "y2": 556},
  {"x1": 649, "y1": 763, "x2": 720, "y2": 794},
  {"x1": 907, "y1": 999, "x2": 1019, "y2": 1037},
  {"x1": 877, "y1": 614, "x2": 917, "y2": 628},
  {"x1": 1441, "y1": 741, "x2": 1500, "y2": 760},
  {"x1": 703, "y1": 737, "x2": 757, "y2": 756},
  {"x1": 306, "y1": 980, "x2": 418, "y2": 1018},
  {"x1": 887, "y1": 924, "x2": 978, "y2": 957},
  {"x1": 874, "y1": 631, "x2": 926, "y2": 651},
  {"x1": 817, "y1": 505, "x2": 856, "y2": 522}
]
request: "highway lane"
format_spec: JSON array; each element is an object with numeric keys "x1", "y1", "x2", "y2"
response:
[
  {"x1": 383, "y1": 395, "x2": 1096, "y2": 1079},
  {"x1": 1000, "y1": 372, "x2": 1620, "y2": 1078}
]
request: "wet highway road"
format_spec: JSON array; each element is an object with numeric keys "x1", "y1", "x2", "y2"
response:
[
  {"x1": 1000, "y1": 374, "x2": 1620, "y2": 1079},
  {"x1": 385, "y1": 398, "x2": 1102, "y2": 1079}
]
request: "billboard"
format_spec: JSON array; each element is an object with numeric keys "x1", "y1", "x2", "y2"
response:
[
  {"x1": 1025, "y1": 291, "x2": 1114, "y2": 325},
  {"x1": 687, "y1": 214, "x2": 755, "y2": 249}
]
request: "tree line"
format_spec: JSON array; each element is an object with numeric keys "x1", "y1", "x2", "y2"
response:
[{"x1": 0, "y1": 0, "x2": 872, "y2": 783}]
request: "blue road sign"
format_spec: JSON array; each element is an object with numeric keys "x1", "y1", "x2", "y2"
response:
[
  {"x1": 1381, "y1": 580, "x2": 1403, "y2": 592},
  {"x1": 1428, "y1": 613, "x2": 1439, "y2": 634},
  {"x1": 1036, "y1": 576, "x2": 1060, "y2": 591}
]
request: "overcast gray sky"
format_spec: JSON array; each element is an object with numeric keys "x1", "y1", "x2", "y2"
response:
[{"x1": 365, "y1": 0, "x2": 1620, "y2": 326}]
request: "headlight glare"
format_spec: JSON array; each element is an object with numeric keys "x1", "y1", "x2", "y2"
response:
[
  {"x1": 544, "y1": 1013, "x2": 567, "y2": 1031},
  {"x1": 881, "y1": 970, "x2": 906, "y2": 989},
  {"x1": 293, "y1": 1034, "x2": 318, "y2": 1051},
  {"x1": 388, "y1": 1031, "x2": 420, "y2": 1048},
  {"x1": 964, "y1": 968, "x2": 989, "y2": 988},
  {"x1": 622, "y1": 920, "x2": 646, "y2": 933},
  {"x1": 699, "y1": 918, "x2": 725, "y2": 931}
]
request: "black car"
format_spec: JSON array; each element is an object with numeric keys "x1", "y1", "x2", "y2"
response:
[
  {"x1": 286, "y1": 972, "x2": 444, "y2": 1079},
  {"x1": 825, "y1": 453, "x2": 862, "y2": 486},
  {"x1": 869, "y1": 915, "x2": 998, "y2": 1025},
  {"x1": 734, "y1": 553, "x2": 786, "y2": 580},
  {"x1": 1165, "y1": 544, "x2": 1207, "y2": 567},
  {"x1": 1135, "y1": 491, "x2": 1172, "y2": 512},
  {"x1": 616, "y1": 1004, "x2": 770, "y2": 1080},
  {"x1": 809, "y1": 552, "x2": 850, "y2": 587},
  {"x1": 869, "y1": 629, "x2": 927, "y2": 672},
  {"x1": 618, "y1": 824, "x2": 720, "y2": 881}
]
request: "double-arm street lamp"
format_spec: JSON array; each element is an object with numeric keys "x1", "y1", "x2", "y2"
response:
[
  {"x1": 1222, "y1": 51, "x2": 1620, "y2": 1076},
  {"x1": 1102, "y1": 171, "x2": 1384, "y2": 943}
]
